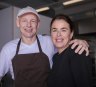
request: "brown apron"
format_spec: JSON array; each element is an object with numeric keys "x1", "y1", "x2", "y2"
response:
[{"x1": 12, "y1": 36, "x2": 50, "y2": 87}]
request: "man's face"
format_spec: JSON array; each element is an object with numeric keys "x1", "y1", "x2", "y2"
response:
[{"x1": 17, "y1": 13, "x2": 39, "y2": 39}]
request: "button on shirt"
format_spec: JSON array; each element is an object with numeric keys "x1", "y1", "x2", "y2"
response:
[{"x1": 0, "y1": 35, "x2": 55, "y2": 80}]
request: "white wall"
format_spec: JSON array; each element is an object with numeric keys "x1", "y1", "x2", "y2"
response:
[
  {"x1": 13, "y1": 7, "x2": 20, "y2": 39},
  {"x1": 0, "y1": 7, "x2": 13, "y2": 50},
  {"x1": 38, "y1": 15, "x2": 51, "y2": 35}
]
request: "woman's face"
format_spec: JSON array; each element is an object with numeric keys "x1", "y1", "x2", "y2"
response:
[{"x1": 51, "y1": 19, "x2": 73, "y2": 53}]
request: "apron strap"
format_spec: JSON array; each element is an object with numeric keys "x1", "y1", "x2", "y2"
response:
[
  {"x1": 16, "y1": 39, "x2": 21, "y2": 55},
  {"x1": 36, "y1": 36, "x2": 43, "y2": 53}
]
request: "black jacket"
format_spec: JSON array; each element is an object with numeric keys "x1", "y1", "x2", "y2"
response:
[{"x1": 48, "y1": 46, "x2": 92, "y2": 87}]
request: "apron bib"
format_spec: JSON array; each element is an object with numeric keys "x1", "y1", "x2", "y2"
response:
[{"x1": 12, "y1": 36, "x2": 50, "y2": 87}]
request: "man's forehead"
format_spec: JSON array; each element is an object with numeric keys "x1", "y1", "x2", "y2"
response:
[
  {"x1": 19, "y1": 12, "x2": 37, "y2": 17},
  {"x1": 18, "y1": 12, "x2": 40, "y2": 21}
]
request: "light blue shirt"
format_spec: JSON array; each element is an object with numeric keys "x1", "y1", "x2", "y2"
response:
[{"x1": 0, "y1": 35, "x2": 55, "y2": 80}]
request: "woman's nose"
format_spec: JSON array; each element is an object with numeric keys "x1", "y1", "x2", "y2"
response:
[{"x1": 57, "y1": 31, "x2": 61, "y2": 36}]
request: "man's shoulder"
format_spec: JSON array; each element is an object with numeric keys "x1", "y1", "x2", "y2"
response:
[
  {"x1": 1, "y1": 38, "x2": 19, "y2": 50},
  {"x1": 37, "y1": 34, "x2": 52, "y2": 42},
  {"x1": 37, "y1": 34, "x2": 54, "y2": 50},
  {"x1": 38, "y1": 34, "x2": 51, "y2": 39}
]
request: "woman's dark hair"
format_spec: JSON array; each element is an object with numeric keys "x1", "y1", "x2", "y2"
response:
[{"x1": 50, "y1": 14, "x2": 74, "y2": 32}]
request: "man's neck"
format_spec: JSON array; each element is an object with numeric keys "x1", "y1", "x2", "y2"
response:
[{"x1": 21, "y1": 36, "x2": 37, "y2": 45}]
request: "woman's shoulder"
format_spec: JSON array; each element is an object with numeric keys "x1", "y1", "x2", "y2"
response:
[{"x1": 67, "y1": 45, "x2": 91, "y2": 61}]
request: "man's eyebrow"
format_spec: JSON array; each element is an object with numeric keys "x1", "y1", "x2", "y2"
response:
[{"x1": 51, "y1": 27, "x2": 57, "y2": 29}]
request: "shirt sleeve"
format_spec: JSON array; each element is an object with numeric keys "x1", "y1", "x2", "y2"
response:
[
  {"x1": 0, "y1": 47, "x2": 10, "y2": 81},
  {"x1": 69, "y1": 49, "x2": 92, "y2": 87},
  {"x1": 43, "y1": 35, "x2": 55, "y2": 68}
]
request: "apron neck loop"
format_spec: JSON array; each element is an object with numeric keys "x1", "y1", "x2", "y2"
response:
[{"x1": 16, "y1": 36, "x2": 43, "y2": 55}]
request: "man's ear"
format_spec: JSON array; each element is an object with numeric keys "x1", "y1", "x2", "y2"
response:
[
  {"x1": 16, "y1": 18, "x2": 20, "y2": 28},
  {"x1": 37, "y1": 21, "x2": 40, "y2": 29}
]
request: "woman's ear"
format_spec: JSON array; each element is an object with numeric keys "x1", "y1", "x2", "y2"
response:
[{"x1": 70, "y1": 31, "x2": 74, "y2": 40}]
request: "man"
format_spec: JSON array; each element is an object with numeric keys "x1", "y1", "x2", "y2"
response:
[{"x1": 0, "y1": 6, "x2": 89, "y2": 87}]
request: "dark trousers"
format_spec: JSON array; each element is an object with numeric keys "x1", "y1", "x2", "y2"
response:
[{"x1": 1, "y1": 73, "x2": 13, "y2": 87}]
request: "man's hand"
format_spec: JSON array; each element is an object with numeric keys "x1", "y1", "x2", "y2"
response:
[{"x1": 69, "y1": 39, "x2": 89, "y2": 56}]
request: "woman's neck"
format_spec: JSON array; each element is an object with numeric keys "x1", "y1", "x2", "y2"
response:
[{"x1": 58, "y1": 44, "x2": 69, "y2": 54}]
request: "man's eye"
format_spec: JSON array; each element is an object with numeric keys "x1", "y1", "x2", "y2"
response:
[
  {"x1": 22, "y1": 20, "x2": 26, "y2": 22},
  {"x1": 52, "y1": 29, "x2": 57, "y2": 32},
  {"x1": 31, "y1": 20, "x2": 35, "y2": 22},
  {"x1": 31, "y1": 20, "x2": 37, "y2": 23}
]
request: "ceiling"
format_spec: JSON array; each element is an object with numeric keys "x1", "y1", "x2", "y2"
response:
[{"x1": 0, "y1": 0, "x2": 96, "y2": 21}]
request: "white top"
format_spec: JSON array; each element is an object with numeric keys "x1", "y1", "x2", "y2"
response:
[{"x1": 0, "y1": 35, "x2": 55, "y2": 80}]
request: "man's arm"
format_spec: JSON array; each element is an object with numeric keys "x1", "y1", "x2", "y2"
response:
[
  {"x1": 69, "y1": 39, "x2": 89, "y2": 56},
  {"x1": 0, "y1": 47, "x2": 10, "y2": 81}
]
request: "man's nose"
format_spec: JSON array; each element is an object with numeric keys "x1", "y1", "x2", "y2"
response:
[{"x1": 27, "y1": 22, "x2": 31, "y2": 27}]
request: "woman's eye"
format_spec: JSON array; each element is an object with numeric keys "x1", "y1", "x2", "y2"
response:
[{"x1": 61, "y1": 29, "x2": 67, "y2": 32}]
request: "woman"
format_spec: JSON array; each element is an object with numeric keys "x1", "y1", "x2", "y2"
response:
[{"x1": 48, "y1": 14, "x2": 92, "y2": 87}]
